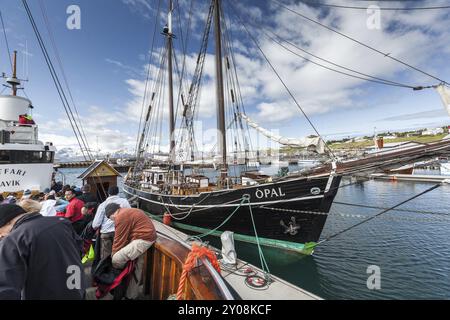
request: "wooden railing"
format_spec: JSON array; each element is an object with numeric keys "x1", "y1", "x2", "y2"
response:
[{"x1": 143, "y1": 237, "x2": 229, "y2": 300}]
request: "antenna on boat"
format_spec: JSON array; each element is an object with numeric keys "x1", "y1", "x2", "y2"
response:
[{"x1": 214, "y1": 0, "x2": 228, "y2": 179}]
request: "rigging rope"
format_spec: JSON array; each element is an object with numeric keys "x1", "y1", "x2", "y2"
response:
[
  {"x1": 37, "y1": 0, "x2": 92, "y2": 159},
  {"x1": 296, "y1": 0, "x2": 450, "y2": 10},
  {"x1": 247, "y1": 20, "x2": 418, "y2": 89},
  {"x1": 0, "y1": 10, "x2": 13, "y2": 72},
  {"x1": 184, "y1": 194, "x2": 271, "y2": 278},
  {"x1": 312, "y1": 183, "x2": 442, "y2": 248},
  {"x1": 135, "y1": 0, "x2": 162, "y2": 157},
  {"x1": 247, "y1": 196, "x2": 271, "y2": 278},
  {"x1": 228, "y1": 3, "x2": 337, "y2": 160},
  {"x1": 334, "y1": 201, "x2": 450, "y2": 216},
  {"x1": 22, "y1": 0, "x2": 90, "y2": 161},
  {"x1": 269, "y1": 0, "x2": 450, "y2": 86},
  {"x1": 186, "y1": 196, "x2": 248, "y2": 240},
  {"x1": 173, "y1": 0, "x2": 195, "y2": 120},
  {"x1": 222, "y1": 8, "x2": 255, "y2": 160}
]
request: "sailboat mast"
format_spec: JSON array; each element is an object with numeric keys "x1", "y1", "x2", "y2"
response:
[
  {"x1": 213, "y1": 0, "x2": 227, "y2": 172},
  {"x1": 167, "y1": 0, "x2": 175, "y2": 163}
]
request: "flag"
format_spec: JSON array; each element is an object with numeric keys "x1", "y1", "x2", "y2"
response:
[{"x1": 435, "y1": 84, "x2": 450, "y2": 117}]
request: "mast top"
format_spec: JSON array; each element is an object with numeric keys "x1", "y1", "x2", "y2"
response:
[{"x1": 3, "y1": 50, "x2": 21, "y2": 96}]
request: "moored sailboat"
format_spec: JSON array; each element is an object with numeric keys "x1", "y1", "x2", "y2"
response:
[
  {"x1": 124, "y1": 0, "x2": 341, "y2": 255},
  {"x1": 124, "y1": 0, "x2": 450, "y2": 256}
]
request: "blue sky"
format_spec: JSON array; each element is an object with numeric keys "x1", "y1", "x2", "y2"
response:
[{"x1": 1, "y1": 0, "x2": 449, "y2": 157}]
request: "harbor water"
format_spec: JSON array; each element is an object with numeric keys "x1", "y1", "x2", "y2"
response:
[{"x1": 59, "y1": 166, "x2": 450, "y2": 300}]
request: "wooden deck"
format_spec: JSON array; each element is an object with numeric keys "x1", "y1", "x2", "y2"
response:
[
  {"x1": 85, "y1": 218, "x2": 321, "y2": 300},
  {"x1": 152, "y1": 220, "x2": 321, "y2": 300}
]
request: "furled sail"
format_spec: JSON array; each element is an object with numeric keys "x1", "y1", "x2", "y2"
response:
[
  {"x1": 435, "y1": 84, "x2": 450, "y2": 117},
  {"x1": 239, "y1": 113, "x2": 325, "y2": 153}
]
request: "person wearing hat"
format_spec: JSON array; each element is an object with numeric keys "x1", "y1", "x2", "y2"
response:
[
  {"x1": 104, "y1": 203, "x2": 156, "y2": 299},
  {"x1": 92, "y1": 186, "x2": 130, "y2": 260},
  {"x1": 39, "y1": 193, "x2": 58, "y2": 217},
  {"x1": 78, "y1": 184, "x2": 97, "y2": 204},
  {"x1": 0, "y1": 205, "x2": 85, "y2": 299},
  {"x1": 22, "y1": 189, "x2": 32, "y2": 200}
]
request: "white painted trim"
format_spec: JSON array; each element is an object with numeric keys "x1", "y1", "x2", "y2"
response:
[
  {"x1": 126, "y1": 173, "x2": 330, "y2": 199},
  {"x1": 123, "y1": 187, "x2": 324, "y2": 208},
  {"x1": 324, "y1": 174, "x2": 334, "y2": 193}
]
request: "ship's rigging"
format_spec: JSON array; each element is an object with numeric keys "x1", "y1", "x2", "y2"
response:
[
  {"x1": 131, "y1": 0, "x2": 450, "y2": 178},
  {"x1": 119, "y1": 0, "x2": 450, "y2": 255}
]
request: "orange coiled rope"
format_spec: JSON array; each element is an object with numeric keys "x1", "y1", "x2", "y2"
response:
[{"x1": 176, "y1": 244, "x2": 221, "y2": 300}]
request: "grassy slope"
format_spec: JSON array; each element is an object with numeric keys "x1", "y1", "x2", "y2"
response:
[{"x1": 329, "y1": 134, "x2": 448, "y2": 150}]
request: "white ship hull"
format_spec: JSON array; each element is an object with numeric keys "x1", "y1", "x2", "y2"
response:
[{"x1": 0, "y1": 163, "x2": 54, "y2": 193}]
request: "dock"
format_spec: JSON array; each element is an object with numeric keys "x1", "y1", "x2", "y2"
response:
[{"x1": 370, "y1": 173, "x2": 450, "y2": 183}]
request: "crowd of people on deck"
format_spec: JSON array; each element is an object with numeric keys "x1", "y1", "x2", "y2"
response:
[{"x1": 0, "y1": 181, "x2": 157, "y2": 300}]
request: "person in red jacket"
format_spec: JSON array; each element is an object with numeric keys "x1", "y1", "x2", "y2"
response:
[
  {"x1": 18, "y1": 114, "x2": 35, "y2": 125},
  {"x1": 64, "y1": 189, "x2": 85, "y2": 235}
]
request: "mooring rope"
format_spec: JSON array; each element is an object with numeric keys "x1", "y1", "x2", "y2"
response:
[
  {"x1": 185, "y1": 196, "x2": 248, "y2": 240},
  {"x1": 247, "y1": 195, "x2": 271, "y2": 280},
  {"x1": 312, "y1": 183, "x2": 442, "y2": 249}
]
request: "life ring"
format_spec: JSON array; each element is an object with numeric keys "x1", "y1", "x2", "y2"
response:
[{"x1": 176, "y1": 244, "x2": 221, "y2": 300}]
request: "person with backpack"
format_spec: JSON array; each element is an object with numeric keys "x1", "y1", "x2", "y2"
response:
[{"x1": 104, "y1": 203, "x2": 156, "y2": 299}]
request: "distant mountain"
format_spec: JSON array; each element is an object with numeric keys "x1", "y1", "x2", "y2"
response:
[
  {"x1": 55, "y1": 148, "x2": 83, "y2": 162},
  {"x1": 55, "y1": 148, "x2": 136, "y2": 162}
]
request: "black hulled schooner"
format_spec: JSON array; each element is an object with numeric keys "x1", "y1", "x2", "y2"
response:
[
  {"x1": 124, "y1": 0, "x2": 450, "y2": 255},
  {"x1": 124, "y1": 0, "x2": 341, "y2": 255}
]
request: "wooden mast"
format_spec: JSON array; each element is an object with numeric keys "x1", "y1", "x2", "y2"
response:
[
  {"x1": 214, "y1": 0, "x2": 227, "y2": 175},
  {"x1": 167, "y1": 0, "x2": 175, "y2": 163}
]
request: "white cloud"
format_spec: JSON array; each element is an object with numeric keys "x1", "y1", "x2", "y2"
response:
[
  {"x1": 105, "y1": 58, "x2": 142, "y2": 77},
  {"x1": 38, "y1": 104, "x2": 137, "y2": 156},
  {"x1": 40, "y1": 1, "x2": 450, "y2": 155},
  {"x1": 121, "y1": 0, "x2": 153, "y2": 19},
  {"x1": 220, "y1": 0, "x2": 450, "y2": 129},
  {"x1": 254, "y1": 102, "x2": 297, "y2": 123}
]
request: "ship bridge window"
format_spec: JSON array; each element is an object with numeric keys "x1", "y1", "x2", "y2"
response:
[
  {"x1": 0, "y1": 150, "x2": 11, "y2": 164},
  {"x1": 0, "y1": 150, "x2": 54, "y2": 164}
]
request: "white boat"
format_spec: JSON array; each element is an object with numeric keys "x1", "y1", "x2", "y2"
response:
[{"x1": 0, "y1": 51, "x2": 56, "y2": 194}]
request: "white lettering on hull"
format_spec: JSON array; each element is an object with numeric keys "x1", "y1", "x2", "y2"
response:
[
  {"x1": 255, "y1": 187, "x2": 286, "y2": 199},
  {"x1": 0, "y1": 164, "x2": 53, "y2": 192}
]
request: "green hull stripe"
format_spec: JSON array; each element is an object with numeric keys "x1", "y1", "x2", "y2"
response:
[{"x1": 147, "y1": 213, "x2": 316, "y2": 255}]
